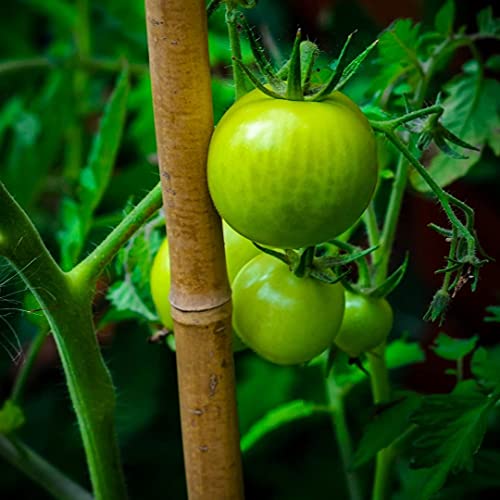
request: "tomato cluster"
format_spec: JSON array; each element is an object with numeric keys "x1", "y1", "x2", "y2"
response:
[{"x1": 151, "y1": 86, "x2": 385, "y2": 365}]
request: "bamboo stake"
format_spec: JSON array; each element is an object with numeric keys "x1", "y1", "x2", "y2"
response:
[{"x1": 144, "y1": 1, "x2": 244, "y2": 498}]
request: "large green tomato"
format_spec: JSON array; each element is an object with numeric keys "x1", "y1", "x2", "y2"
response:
[
  {"x1": 150, "y1": 223, "x2": 260, "y2": 351},
  {"x1": 207, "y1": 88, "x2": 377, "y2": 249},
  {"x1": 334, "y1": 291, "x2": 393, "y2": 358},
  {"x1": 232, "y1": 253, "x2": 345, "y2": 365}
]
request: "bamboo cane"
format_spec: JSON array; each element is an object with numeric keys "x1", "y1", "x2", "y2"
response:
[{"x1": 144, "y1": 1, "x2": 244, "y2": 498}]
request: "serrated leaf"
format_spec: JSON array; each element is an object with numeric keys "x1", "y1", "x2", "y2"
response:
[
  {"x1": 434, "y1": 0, "x2": 455, "y2": 36},
  {"x1": 240, "y1": 400, "x2": 330, "y2": 453},
  {"x1": 352, "y1": 393, "x2": 421, "y2": 468},
  {"x1": 58, "y1": 70, "x2": 129, "y2": 269},
  {"x1": 378, "y1": 19, "x2": 421, "y2": 72},
  {"x1": 431, "y1": 332, "x2": 478, "y2": 361},
  {"x1": 107, "y1": 279, "x2": 157, "y2": 322},
  {"x1": 0, "y1": 400, "x2": 25, "y2": 434},
  {"x1": 409, "y1": 384, "x2": 498, "y2": 498},
  {"x1": 411, "y1": 69, "x2": 500, "y2": 191}
]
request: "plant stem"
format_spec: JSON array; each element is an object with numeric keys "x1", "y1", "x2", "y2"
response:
[
  {"x1": 73, "y1": 183, "x2": 162, "y2": 285},
  {"x1": 372, "y1": 153, "x2": 409, "y2": 283},
  {"x1": 226, "y1": 5, "x2": 249, "y2": 100},
  {"x1": 326, "y1": 375, "x2": 363, "y2": 500},
  {"x1": 0, "y1": 56, "x2": 147, "y2": 76},
  {"x1": 0, "y1": 182, "x2": 127, "y2": 500},
  {"x1": 363, "y1": 202, "x2": 380, "y2": 248},
  {"x1": 0, "y1": 435, "x2": 93, "y2": 500},
  {"x1": 367, "y1": 347, "x2": 391, "y2": 500},
  {"x1": 10, "y1": 326, "x2": 49, "y2": 404}
]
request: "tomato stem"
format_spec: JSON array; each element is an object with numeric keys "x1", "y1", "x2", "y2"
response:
[
  {"x1": 0, "y1": 182, "x2": 127, "y2": 500},
  {"x1": 326, "y1": 372, "x2": 364, "y2": 500},
  {"x1": 225, "y1": 6, "x2": 250, "y2": 100},
  {"x1": 73, "y1": 182, "x2": 163, "y2": 285}
]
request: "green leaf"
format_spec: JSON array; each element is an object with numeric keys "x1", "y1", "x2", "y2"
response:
[
  {"x1": 471, "y1": 346, "x2": 500, "y2": 390},
  {"x1": 484, "y1": 305, "x2": 500, "y2": 323},
  {"x1": 477, "y1": 6, "x2": 500, "y2": 37},
  {"x1": 411, "y1": 68, "x2": 500, "y2": 191},
  {"x1": 58, "y1": 70, "x2": 129, "y2": 269},
  {"x1": 409, "y1": 383, "x2": 498, "y2": 499},
  {"x1": 386, "y1": 338, "x2": 426, "y2": 369},
  {"x1": 0, "y1": 400, "x2": 25, "y2": 434},
  {"x1": 434, "y1": 0, "x2": 455, "y2": 36},
  {"x1": 107, "y1": 279, "x2": 158, "y2": 322},
  {"x1": 431, "y1": 332, "x2": 478, "y2": 361},
  {"x1": 240, "y1": 400, "x2": 330, "y2": 453},
  {"x1": 352, "y1": 393, "x2": 421, "y2": 468}
]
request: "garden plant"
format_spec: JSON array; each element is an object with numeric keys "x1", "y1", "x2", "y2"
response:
[{"x1": 0, "y1": 1, "x2": 499, "y2": 499}]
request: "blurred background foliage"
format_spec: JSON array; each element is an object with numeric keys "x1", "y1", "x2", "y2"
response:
[{"x1": 0, "y1": 0, "x2": 499, "y2": 499}]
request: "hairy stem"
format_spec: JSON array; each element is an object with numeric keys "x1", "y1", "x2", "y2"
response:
[
  {"x1": 73, "y1": 183, "x2": 162, "y2": 285},
  {"x1": 0, "y1": 182, "x2": 126, "y2": 500}
]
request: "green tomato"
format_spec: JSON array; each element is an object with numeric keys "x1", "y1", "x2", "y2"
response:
[
  {"x1": 334, "y1": 291, "x2": 393, "y2": 358},
  {"x1": 207, "y1": 88, "x2": 377, "y2": 249},
  {"x1": 150, "y1": 223, "x2": 259, "y2": 351},
  {"x1": 232, "y1": 253, "x2": 345, "y2": 365}
]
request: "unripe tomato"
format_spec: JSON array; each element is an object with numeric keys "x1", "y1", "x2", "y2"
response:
[
  {"x1": 207, "y1": 88, "x2": 377, "y2": 249},
  {"x1": 232, "y1": 253, "x2": 345, "y2": 365},
  {"x1": 334, "y1": 291, "x2": 393, "y2": 357},
  {"x1": 150, "y1": 223, "x2": 259, "y2": 351}
]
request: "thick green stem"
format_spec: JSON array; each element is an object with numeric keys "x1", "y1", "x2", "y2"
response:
[
  {"x1": 11, "y1": 326, "x2": 49, "y2": 404},
  {"x1": 0, "y1": 182, "x2": 126, "y2": 500},
  {"x1": 0, "y1": 435, "x2": 93, "y2": 500},
  {"x1": 326, "y1": 376, "x2": 363, "y2": 500}
]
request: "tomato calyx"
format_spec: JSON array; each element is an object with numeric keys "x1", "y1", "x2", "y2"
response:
[
  {"x1": 252, "y1": 240, "x2": 378, "y2": 285},
  {"x1": 232, "y1": 18, "x2": 378, "y2": 102}
]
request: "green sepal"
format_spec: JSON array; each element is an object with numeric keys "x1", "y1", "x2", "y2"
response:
[
  {"x1": 368, "y1": 253, "x2": 409, "y2": 299},
  {"x1": 252, "y1": 242, "x2": 290, "y2": 265},
  {"x1": 286, "y1": 29, "x2": 304, "y2": 100},
  {"x1": 311, "y1": 31, "x2": 356, "y2": 101},
  {"x1": 300, "y1": 41, "x2": 320, "y2": 92},
  {"x1": 423, "y1": 289, "x2": 450, "y2": 325},
  {"x1": 335, "y1": 39, "x2": 379, "y2": 91},
  {"x1": 232, "y1": 57, "x2": 285, "y2": 99}
]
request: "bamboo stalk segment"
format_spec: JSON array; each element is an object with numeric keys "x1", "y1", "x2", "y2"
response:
[{"x1": 144, "y1": 1, "x2": 244, "y2": 498}]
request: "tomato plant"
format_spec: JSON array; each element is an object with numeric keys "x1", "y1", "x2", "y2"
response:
[
  {"x1": 207, "y1": 88, "x2": 377, "y2": 248},
  {"x1": 0, "y1": 2, "x2": 498, "y2": 500},
  {"x1": 334, "y1": 291, "x2": 393, "y2": 358},
  {"x1": 150, "y1": 222, "x2": 259, "y2": 351},
  {"x1": 232, "y1": 253, "x2": 345, "y2": 365}
]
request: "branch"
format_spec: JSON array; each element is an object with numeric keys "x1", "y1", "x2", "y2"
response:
[{"x1": 0, "y1": 182, "x2": 127, "y2": 500}]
